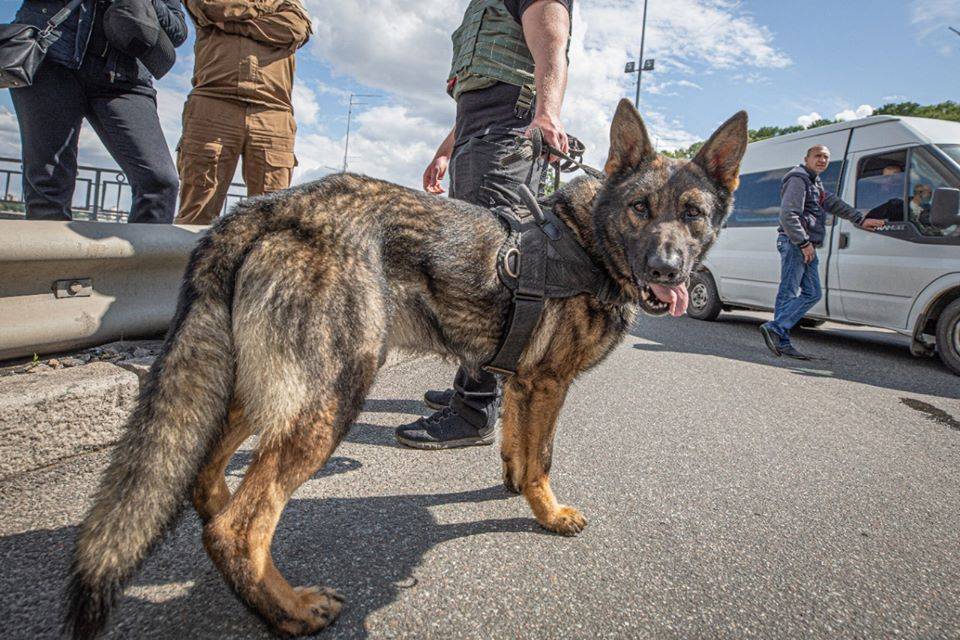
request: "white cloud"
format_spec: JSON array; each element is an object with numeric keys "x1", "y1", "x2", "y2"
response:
[
  {"x1": 910, "y1": 0, "x2": 960, "y2": 55},
  {"x1": 2, "y1": 0, "x2": 791, "y2": 193},
  {"x1": 731, "y1": 72, "x2": 768, "y2": 85},
  {"x1": 911, "y1": 0, "x2": 960, "y2": 36},
  {"x1": 797, "y1": 111, "x2": 823, "y2": 127},
  {"x1": 300, "y1": 0, "x2": 791, "y2": 173},
  {"x1": 834, "y1": 104, "x2": 874, "y2": 121},
  {"x1": 292, "y1": 84, "x2": 320, "y2": 125}
]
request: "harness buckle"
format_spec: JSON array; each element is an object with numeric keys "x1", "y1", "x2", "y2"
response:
[{"x1": 502, "y1": 246, "x2": 520, "y2": 279}]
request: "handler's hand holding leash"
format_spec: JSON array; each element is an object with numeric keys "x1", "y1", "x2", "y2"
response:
[{"x1": 525, "y1": 112, "x2": 568, "y2": 163}]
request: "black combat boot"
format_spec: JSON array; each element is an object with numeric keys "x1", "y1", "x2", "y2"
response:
[
  {"x1": 423, "y1": 388, "x2": 455, "y2": 410},
  {"x1": 396, "y1": 368, "x2": 499, "y2": 449}
]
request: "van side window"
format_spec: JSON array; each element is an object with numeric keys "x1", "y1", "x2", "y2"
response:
[
  {"x1": 728, "y1": 161, "x2": 842, "y2": 228},
  {"x1": 856, "y1": 150, "x2": 908, "y2": 222},
  {"x1": 908, "y1": 149, "x2": 959, "y2": 237}
]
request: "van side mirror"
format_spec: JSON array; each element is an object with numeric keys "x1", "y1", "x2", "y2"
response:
[{"x1": 930, "y1": 187, "x2": 960, "y2": 229}]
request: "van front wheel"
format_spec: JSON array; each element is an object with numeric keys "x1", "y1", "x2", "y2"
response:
[
  {"x1": 936, "y1": 298, "x2": 960, "y2": 376},
  {"x1": 687, "y1": 270, "x2": 722, "y2": 321}
]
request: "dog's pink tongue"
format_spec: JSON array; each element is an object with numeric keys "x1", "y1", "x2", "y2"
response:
[{"x1": 649, "y1": 283, "x2": 689, "y2": 318}]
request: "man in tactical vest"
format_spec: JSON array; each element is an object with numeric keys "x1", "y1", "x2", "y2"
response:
[
  {"x1": 395, "y1": 0, "x2": 573, "y2": 449},
  {"x1": 759, "y1": 144, "x2": 886, "y2": 360}
]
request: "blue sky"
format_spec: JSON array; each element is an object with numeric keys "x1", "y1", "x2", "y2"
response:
[{"x1": 0, "y1": 0, "x2": 957, "y2": 189}]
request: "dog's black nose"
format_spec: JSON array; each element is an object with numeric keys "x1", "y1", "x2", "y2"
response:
[{"x1": 646, "y1": 253, "x2": 682, "y2": 283}]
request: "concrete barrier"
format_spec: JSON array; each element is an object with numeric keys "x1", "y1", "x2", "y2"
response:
[
  {"x1": 0, "y1": 361, "x2": 140, "y2": 480},
  {"x1": 0, "y1": 220, "x2": 205, "y2": 360}
]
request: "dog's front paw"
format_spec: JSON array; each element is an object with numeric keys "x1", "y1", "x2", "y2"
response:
[
  {"x1": 538, "y1": 506, "x2": 587, "y2": 536},
  {"x1": 275, "y1": 586, "x2": 344, "y2": 636}
]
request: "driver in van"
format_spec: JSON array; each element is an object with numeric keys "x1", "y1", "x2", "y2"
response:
[
  {"x1": 865, "y1": 164, "x2": 907, "y2": 221},
  {"x1": 910, "y1": 183, "x2": 935, "y2": 230},
  {"x1": 760, "y1": 144, "x2": 886, "y2": 360}
]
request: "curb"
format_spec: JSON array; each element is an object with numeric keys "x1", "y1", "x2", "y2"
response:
[
  {"x1": 0, "y1": 361, "x2": 139, "y2": 480},
  {"x1": 0, "y1": 347, "x2": 425, "y2": 480}
]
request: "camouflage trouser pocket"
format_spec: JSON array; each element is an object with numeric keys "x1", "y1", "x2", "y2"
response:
[
  {"x1": 262, "y1": 149, "x2": 296, "y2": 192},
  {"x1": 244, "y1": 148, "x2": 296, "y2": 194},
  {"x1": 177, "y1": 141, "x2": 222, "y2": 188}
]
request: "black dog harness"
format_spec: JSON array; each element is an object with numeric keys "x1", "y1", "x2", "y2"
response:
[{"x1": 482, "y1": 134, "x2": 620, "y2": 376}]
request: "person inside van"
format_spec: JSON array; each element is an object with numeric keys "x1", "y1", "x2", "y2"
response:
[
  {"x1": 910, "y1": 183, "x2": 933, "y2": 226},
  {"x1": 759, "y1": 144, "x2": 886, "y2": 360},
  {"x1": 865, "y1": 164, "x2": 907, "y2": 221}
]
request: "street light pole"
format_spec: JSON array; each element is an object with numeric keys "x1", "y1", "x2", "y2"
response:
[
  {"x1": 949, "y1": 26, "x2": 960, "y2": 38},
  {"x1": 342, "y1": 93, "x2": 380, "y2": 173},
  {"x1": 634, "y1": 0, "x2": 650, "y2": 107}
]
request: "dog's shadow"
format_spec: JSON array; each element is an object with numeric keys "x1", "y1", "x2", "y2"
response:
[{"x1": 0, "y1": 456, "x2": 537, "y2": 639}]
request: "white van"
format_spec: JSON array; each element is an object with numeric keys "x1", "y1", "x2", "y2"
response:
[{"x1": 688, "y1": 115, "x2": 960, "y2": 375}]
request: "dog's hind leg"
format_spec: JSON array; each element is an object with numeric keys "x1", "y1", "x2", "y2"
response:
[
  {"x1": 193, "y1": 402, "x2": 254, "y2": 523},
  {"x1": 503, "y1": 374, "x2": 586, "y2": 536},
  {"x1": 202, "y1": 354, "x2": 377, "y2": 637}
]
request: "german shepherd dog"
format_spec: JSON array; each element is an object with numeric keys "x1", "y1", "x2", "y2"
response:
[{"x1": 65, "y1": 100, "x2": 747, "y2": 638}]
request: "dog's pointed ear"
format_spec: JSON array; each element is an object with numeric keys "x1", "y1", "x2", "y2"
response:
[
  {"x1": 693, "y1": 110, "x2": 749, "y2": 192},
  {"x1": 605, "y1": 98, "x2": 657, "y2": 176}
]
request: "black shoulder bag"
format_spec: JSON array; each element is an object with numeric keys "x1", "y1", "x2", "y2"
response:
[{"x1": 0, "y1": 0, "x2": 85, "y2": 89}]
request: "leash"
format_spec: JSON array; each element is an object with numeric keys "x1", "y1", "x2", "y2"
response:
[{"x1": 499, "y1": 128, "x2": 606, "y2": 182}]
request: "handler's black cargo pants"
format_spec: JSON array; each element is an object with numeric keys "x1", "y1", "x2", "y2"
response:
[{"x1": 445, "y1": 130, "x2": 548, "y2": 429}]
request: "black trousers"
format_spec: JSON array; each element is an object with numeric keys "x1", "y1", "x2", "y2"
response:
[
  {"x1": 446, "y1": 130, "x2": 547, "y2": 427},
  {"x1": 10, "y1": 57, "x2": 178, "y2": 223}
]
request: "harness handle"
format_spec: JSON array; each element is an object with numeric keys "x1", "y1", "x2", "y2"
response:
[{"x1": 518, "y1": 183, "x2": 562, "y2": 241}]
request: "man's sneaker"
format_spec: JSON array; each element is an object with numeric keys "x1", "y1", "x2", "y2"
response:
[
  {"x1": 759, "y1": 323, "x2": 782, "y2": 357},
  {"x1": 395, "y1": 406, "x2": 497, "y2": 450},
  {"x1": 779, "y1": 344, "x2": 811, "y2": 360},
  {"x1": 423, "y1": 388, "x2": 455, "y2": 410}
]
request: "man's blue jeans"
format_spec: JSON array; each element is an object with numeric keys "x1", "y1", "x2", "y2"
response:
[{"x1": 768, "y1": 234, "x2": 822, "y2": 347}]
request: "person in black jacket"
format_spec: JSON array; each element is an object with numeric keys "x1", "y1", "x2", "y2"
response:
[{"x1": 9, "y1": 0, "x2": 187, "y2": 223}]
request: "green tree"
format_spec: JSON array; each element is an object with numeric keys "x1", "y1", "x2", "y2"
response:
[
  {"x1": 660, "y1": 101, "x2": 960, "y2": 157},
  {"x1": 874, "y1": 100, "x2": 960, "y2": 122},
  {"x1": 662, "y1": 140, "x2": 703, "y2": 159},
  {"x1": 542, "y1": 165, "x2": 564, "y2": 196}
]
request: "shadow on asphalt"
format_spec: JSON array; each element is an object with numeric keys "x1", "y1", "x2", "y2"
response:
[
  {"x1": 630, "y1": 313, "x2": 960, "y2": 400},
  {"x1": 0, "y1": 468, "x2": 537, "y2": 639},
  {"x1": 344, "y1": 422, "x2": 404, "y2": 447},
  {"x1": 226, "y1": 454, "x2": 363, "y2": 478}
]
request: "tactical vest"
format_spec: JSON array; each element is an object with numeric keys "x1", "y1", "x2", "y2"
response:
[
  {"x1": 446, "y1": 0, "x2": 570, "y2": 116},
  {"x1": 779, "y1": 165, "x2": 828, "y2": 246}
]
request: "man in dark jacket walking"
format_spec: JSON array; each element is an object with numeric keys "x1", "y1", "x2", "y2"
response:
[
  {"x1": 759, "y1": 144, "x2": 886, "y2": 359},
  {"x1": 9, "y1": 0, "x2": 187, "y2": 223}
]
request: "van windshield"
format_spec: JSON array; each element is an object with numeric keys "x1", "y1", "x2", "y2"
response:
[{"x1": 938, "y1": 144, "x2": 960, "y2": 168}]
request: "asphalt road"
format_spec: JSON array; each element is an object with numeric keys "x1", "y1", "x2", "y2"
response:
[{"x1": 2, "y1": 311, "x2": 959, "y2": 639}]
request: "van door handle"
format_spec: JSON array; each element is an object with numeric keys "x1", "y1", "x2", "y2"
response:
[{"x1": 838, "y1": 232, "x2": 850, "y2": 249}]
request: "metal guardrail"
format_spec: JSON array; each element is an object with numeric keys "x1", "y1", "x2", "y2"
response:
[
  {"x1": 0, "y1": 156, "x2": 246, "y2": 222},
  {"x1": 0, "y1": 220, "x2": 205, "y2": 360}
]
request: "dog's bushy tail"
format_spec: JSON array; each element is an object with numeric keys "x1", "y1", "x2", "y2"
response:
[{"x1": 63, "y1": 226, "x2": 255, "y2": 640}]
